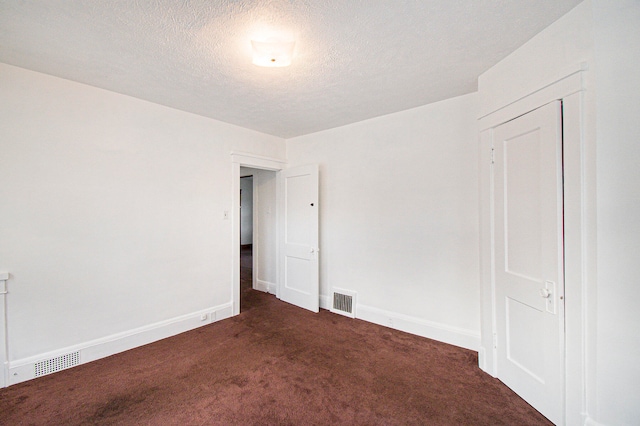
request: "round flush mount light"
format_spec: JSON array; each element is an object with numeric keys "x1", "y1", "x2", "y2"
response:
[{"x1": 251, "y1": 39, "x2": 295, "y2": 67}]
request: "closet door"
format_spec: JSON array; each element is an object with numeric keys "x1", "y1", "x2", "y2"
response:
[{"x1": 493, "y1": 101, "x2": 565, "y2": 424}]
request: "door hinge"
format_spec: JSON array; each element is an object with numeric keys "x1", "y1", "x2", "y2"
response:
[
  {"x1": 490, "y1": 148, "x2": 495, "y2": 164},
  {"x1": 493, "y1": 333, "x2": 497, "y2": 349}
]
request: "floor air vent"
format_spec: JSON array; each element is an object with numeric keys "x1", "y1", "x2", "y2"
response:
[
  {"x1": 331, "y1": 288, "x2": 356, "y2": 318},
  {"x1": 34, "y1": 351, "x2": 80, "y2": 377}
]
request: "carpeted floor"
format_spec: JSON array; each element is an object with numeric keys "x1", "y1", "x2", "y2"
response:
[{"x1": 0, "y1": 249, "x2": 552, "y2": 425}]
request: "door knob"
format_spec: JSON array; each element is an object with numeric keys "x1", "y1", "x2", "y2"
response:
[{"x1": 539, "y1": 288, "x2": 551, "y2": 298}]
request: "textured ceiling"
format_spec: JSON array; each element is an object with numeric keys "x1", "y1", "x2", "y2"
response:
[{"x1": 0, "y1": 0, "x2": 582, "y2": 138}]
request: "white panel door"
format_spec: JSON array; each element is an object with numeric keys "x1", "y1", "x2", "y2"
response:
[
  {"x1": 493, "y1": 101, "x2": 565, "y2": 424},
  {"x1": 278, "y1": 164, "x2": 319, "y2": 312}
]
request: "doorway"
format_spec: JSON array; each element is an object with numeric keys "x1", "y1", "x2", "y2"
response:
[
  {"x1": 240, "y1": 174, "x2": 253, "y2": 312},
  {"x1": 236, "y1": 166, "x2": 278, "y2": 314},
  {"x1": 231, "y1": 153, "x2": 320, "y2": 315},
  {"x1": 231, "y1": 153, "x2": 285, "y2": 316}
]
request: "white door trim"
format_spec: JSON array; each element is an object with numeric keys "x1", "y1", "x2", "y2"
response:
[
  {"x1": 478, "y1": 65, "x2": 593, "y2": 425},
  {"x1": 231, "y1": 152, "x2": 286, "y2": 316},
  {"x1": 0, "y1": 272, "x2": 9, "y2": 388},
  {"x1": 478, "y1": 62, "x2": 588, "y2": 130}
]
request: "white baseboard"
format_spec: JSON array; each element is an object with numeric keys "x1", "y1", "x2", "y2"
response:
[
  {"x1": 1, "y1": 361, "x2": 7, "y2": 389},
  {"x1": 256, "y1": 279, "x2": 277, "y2": 295},
  {"x1": 584, "y1": 416, "x2": 605, "y2": 426},
  {"x1": 255, "y1": 279, "x2": 269, "y2": 293},
  {"x1": 7, "y1": 302, "x2": 233, "y2": 387},
  {"x1": 478, "y1": 345, "x2": 486, "y2": 371},
  {"x1": 320, "y1": 294, "x2": 331, "y2": 310},
  {"x1": 477, "y1": 345, "x2": 497, "y2": 377},
  {"x1": 356, "y1": 304, "x2": 480, "y2": 351}
]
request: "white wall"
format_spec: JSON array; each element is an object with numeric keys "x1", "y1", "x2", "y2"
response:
[
  {"x1": 239, "y1": 173, "x2": 253, "y2": 245},
  {"x1": 287, "y1": 93, "x2": 481, "y2": 350},
  {"x1": 592, "y1": 1, "x2": 640, "y2": 424},
  {"x1": 0, "y1": 63, "x2": 284, "y2": 375}
]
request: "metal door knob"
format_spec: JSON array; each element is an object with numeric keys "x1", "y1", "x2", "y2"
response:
[{"x1": 540, "y1": 288, "x2": 551, "y2": 298}]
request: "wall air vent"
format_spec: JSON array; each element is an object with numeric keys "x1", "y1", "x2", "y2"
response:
[
  {"x1": 34, "y1": 351, "x2": 80, "y2": 377},
  {"x1": 331, "y1": 288, "x2": 356, "y2": 318}
]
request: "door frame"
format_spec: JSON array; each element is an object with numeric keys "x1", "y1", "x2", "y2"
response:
[
  {"x1": 0, "y1": 272, "x2": 8, "y2": 388},
  {"x1": 231, "y1": 152, "x2": 286, "y2": 316},
  {"x1": 478, "y1": 65, "x2": 593, "y2": 425}
]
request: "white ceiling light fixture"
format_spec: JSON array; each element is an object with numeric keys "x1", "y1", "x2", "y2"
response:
[{"x1": 251, "y1": 38, "x2": 295, "y2": 67}]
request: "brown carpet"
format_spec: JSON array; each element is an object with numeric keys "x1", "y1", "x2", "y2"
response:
[{"x1": 0, "y1": 254, "x2": 552, "y2": 425}]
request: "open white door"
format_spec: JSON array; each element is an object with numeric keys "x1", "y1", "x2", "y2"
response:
[
  {"x1": 493, "y1": 101, "x2": 565, "y2": 424},
  {"x1": 278, "y1": 164, "x2": 319, "y2": 313}
]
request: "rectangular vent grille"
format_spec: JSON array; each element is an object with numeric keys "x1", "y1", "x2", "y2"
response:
[
  {"x1": 331, "y1": 288, "x2": 356, "y2": 318},
  {"x1": 334, "y1": 293, "x2": 353, "y2": 313},
  {"x1": 34, "y1": 352, "x2": 80, "y2": 377}
]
